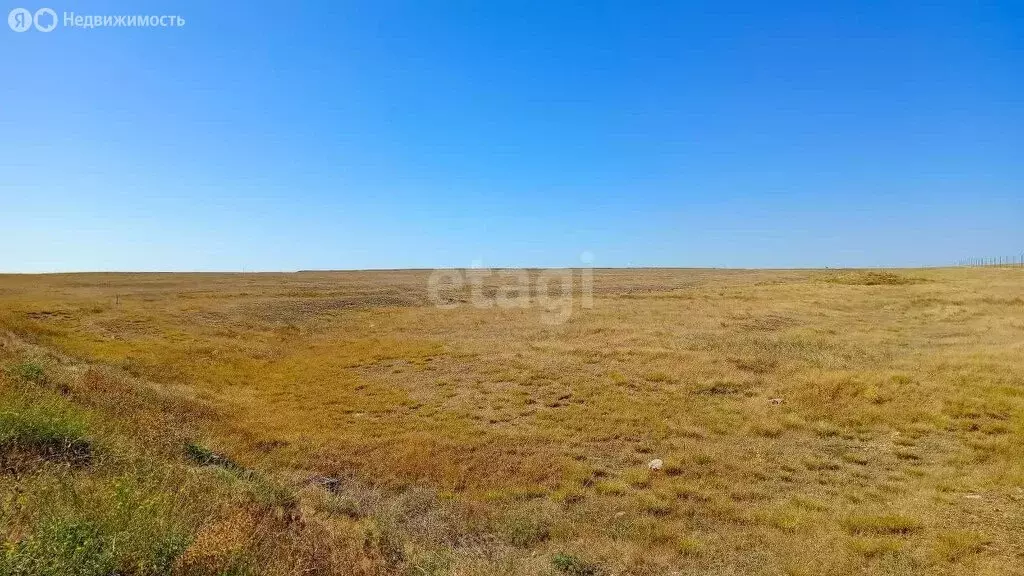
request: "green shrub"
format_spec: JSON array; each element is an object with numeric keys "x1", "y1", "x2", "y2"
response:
[
  {"x1": 10, "y1": 361, "x2": 46, "y2": 385},
  {"x1": 552, "y1": 552, "x2": 602, "y2": 576}
]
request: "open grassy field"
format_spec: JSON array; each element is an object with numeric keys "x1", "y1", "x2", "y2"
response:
[{"x1": 0, "y1": 267, "x2": 1021, "y2": 575}]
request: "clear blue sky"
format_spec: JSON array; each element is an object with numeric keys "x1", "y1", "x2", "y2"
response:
[{"x1": 2, "y1": 1, "x2": 1021, "y2": 271}]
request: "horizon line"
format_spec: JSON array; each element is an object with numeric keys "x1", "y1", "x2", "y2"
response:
[{"x1": 0, "y1": 265, "x2": 971, "y2": 276}]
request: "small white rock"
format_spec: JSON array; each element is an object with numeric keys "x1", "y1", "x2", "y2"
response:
[{"x1": 648, "y1": 458, "x2": 664, "y2": 471}]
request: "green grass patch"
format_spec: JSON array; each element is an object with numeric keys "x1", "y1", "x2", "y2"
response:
[
  {"x1": 552, "y1": 552, "x2": 602, "y2": 576},
  {"x1": 0, "y1": 402, "x2": 92, "y2": 469},
  {"x1": 0, "y1": 474, "x2": 195, "y2": 576},
  {"x1": 9, "y1": 361, "x2": 46, "y2": 385}
]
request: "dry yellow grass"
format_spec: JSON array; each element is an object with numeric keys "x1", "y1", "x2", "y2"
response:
[{"x1": 0, "y1": 267, "x2": 1021, "y2": 574}]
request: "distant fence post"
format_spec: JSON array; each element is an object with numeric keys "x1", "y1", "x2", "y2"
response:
[{"x1": 960, "y1": 254, "x2": 1024, "y2": 268}]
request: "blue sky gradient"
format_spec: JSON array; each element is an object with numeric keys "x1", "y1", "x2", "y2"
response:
[{"x1": 2, "y1": 1, "x2": 1022, "y2": 271}]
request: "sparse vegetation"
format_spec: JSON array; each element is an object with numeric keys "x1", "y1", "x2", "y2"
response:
[
  {"x1": 842, "y1": 513, "x2": 924, "y2": 536},
  {"x1": 823, "y1": 270, "x2": 926, "y2": 285},
  {"x1": 0, "y1": 267, "x2": 1021, "y2": 574}
]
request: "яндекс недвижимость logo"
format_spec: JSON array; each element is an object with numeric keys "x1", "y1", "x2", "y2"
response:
[
  {"x1": 8, "y1": 7, "x2": 57, "y2": 32},
  {"x1": 8, "y1": 8, "x2": 185, "y2": 32}
]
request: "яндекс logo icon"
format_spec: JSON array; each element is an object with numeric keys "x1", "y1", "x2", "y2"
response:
[{"x1": 8, "y1": 7, "x2": 32, "y2": 31}]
